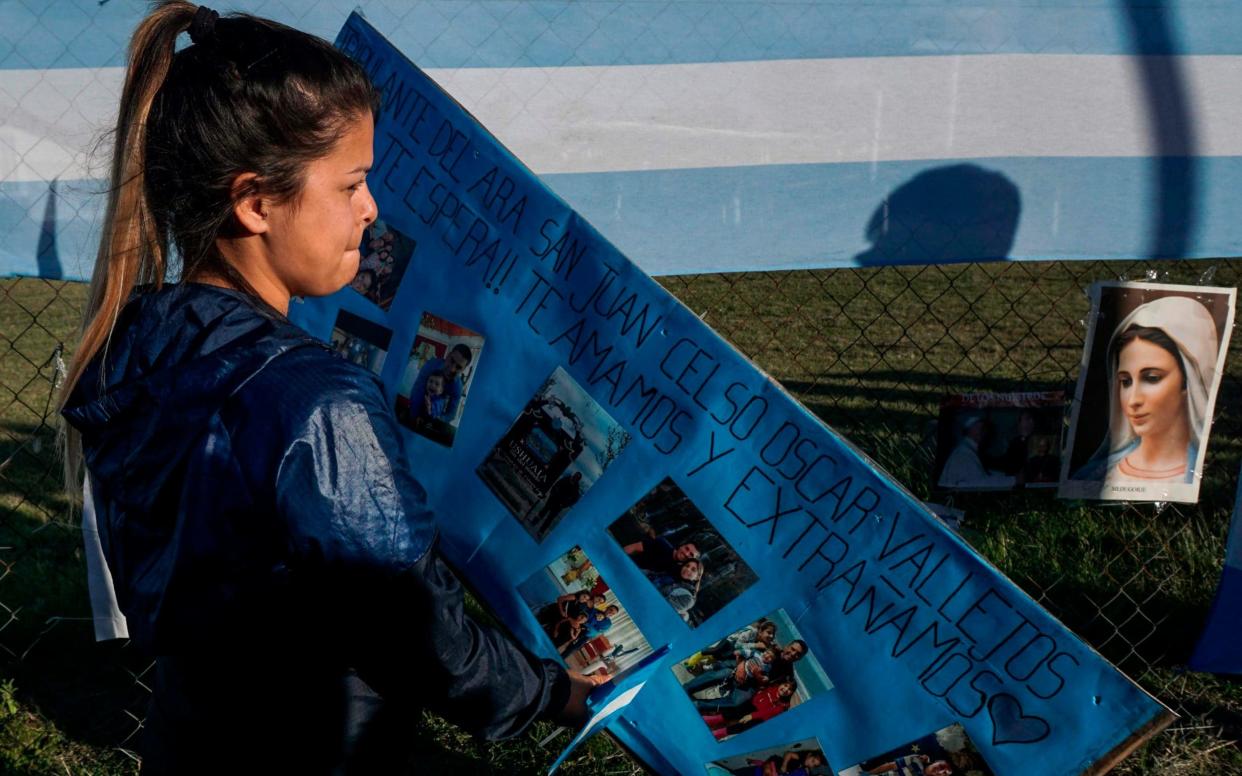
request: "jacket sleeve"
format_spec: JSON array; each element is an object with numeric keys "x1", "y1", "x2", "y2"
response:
[{"x1": 270, "y1": 351, "x2": 570, "y2": 739}]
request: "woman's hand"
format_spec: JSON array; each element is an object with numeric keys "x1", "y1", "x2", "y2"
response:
[{"x1": 554, "y1": 670, "x2": 612, "y2": 728}]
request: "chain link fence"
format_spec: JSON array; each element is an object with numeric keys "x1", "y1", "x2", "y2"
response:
[{"x1": 4, "y1": 261, "x2": 1241, "y2": 773}]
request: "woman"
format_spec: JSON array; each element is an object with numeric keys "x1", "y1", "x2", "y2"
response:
[
  {"x1": 1074, "y1": 296, "x2": 1220, "y2": 484},
  {"x1": 58, "y1": 4, "x2": 596, "y2": 772}
]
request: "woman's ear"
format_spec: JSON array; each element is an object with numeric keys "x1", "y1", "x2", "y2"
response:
[{"x1": 230, "y1": 172, "x2": 270, "y2": 235}]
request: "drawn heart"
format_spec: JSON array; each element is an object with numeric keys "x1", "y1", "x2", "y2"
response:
[{"x1": 988, "y1": 693, "x2": 1051, "y2": 746}]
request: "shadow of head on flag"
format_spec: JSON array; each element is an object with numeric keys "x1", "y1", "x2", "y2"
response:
[{"x1": 854, "y1": 164, "x2": 1021, "y2": 267}]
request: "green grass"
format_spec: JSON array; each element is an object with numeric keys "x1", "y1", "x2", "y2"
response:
[{"x1": 4, "y1": 262, "x2": 1242, "y2": 773}]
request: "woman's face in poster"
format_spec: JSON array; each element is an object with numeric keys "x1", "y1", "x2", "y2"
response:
[{"x1": 1116, "y1": 336, "x2": 1187, "y2": 441}]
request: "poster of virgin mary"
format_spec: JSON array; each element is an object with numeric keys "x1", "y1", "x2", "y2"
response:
[{"x1": 1059, "y1": 282, "x2": 1236, "y2": 503}]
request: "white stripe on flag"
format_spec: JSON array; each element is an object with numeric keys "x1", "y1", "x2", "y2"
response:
[{"x1": 4, "y1": 55, "x2": 1242, "y2": 183}]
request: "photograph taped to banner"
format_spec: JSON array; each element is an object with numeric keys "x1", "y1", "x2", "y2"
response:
[
  {"x1": 329, "y1": 308, "x2": 390, "y2": 376},
  {"x1": 706, "y1": 737, "x2": 830, "y2": 776},
  {"x1": 477, "y1": 367, "x2": 630, "y2": 541},
  {"x1": 673, "y1": 608, "x2": 832, "y2": 742},
  {"x1": 395, "y1": 312, "x2": 483, "y2": 447},
  {"x1": 934, "y1": 392, "x2": 1065, "y2": 491},
  {"x1": 837, "y1": 723, "x2": 995, "y2": 776},
  {"x1": 349, "y1": 218, "x2": 417, "y2": 310},
  {"x1": 1060, "y1": 282, "x2": 1236, "y2": 503},
  {"x1": 610, "y1": 477, "x2": 758, "y2": 627},
  {"x1": 518, "y1": 544, "x2": 655, "y2": 681}
]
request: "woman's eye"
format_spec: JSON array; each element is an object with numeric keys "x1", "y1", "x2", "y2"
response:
[
  {"x1": 1143, "y1": 372, "x2": 1163, "y2": 384},
  {"x1": 1119, "y1": 377, "x2": 1133, "y2": 388}
]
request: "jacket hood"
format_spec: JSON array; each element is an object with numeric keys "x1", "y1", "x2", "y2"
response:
[{"x1": 63, "y1": 284, "x2": 322, "y2": 513}]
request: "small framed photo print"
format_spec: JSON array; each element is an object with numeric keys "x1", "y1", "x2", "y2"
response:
[
  {"x1": 329, "y1": 309, "x2": 391, "y2": 376},
  {"x1": 672, "y1": 608, "x2": 833, "y2": 742},
  {"x1": 478, "y1": 367, "x2": 630, "y2": 540},
  {"x1": 348, "y1": 219, "x2": 417, "y2": 311},
  {"x1": 609, "y1": 478, "x2": 758, "y2": 627},
  {"x1": 934, "y1": 392, "x2": 1065, "y2": 491},
  {"x1": 837, "y1": 723, "x2": 995, "y2": 776},
  {"x1": 517, "y1": 545, "x2": 654, "y2": 681}
]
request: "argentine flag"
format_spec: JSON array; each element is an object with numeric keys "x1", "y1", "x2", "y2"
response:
[{"x1": 3, "y1": 0, "x2": 1242, "y2": 279}]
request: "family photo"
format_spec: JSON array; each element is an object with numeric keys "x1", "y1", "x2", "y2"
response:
[
  {"x1": 706, "y1": 739, "x2": 830, "y2": 776},
  {"x1": 1060, "y1": 282, "x2": 1236, "y2": 503},
  {"x1": 672, "y1": 609, "x2": 833, "y2": 742},
  {"x1": 837, "y1": 723, "x2": 995, "y2": 776},
  {"x1": 518, "y1": 545, "x2": 654, "y2": 681},
  {"x1": 394, "y1": 312, "x2": 484, "y2": 447},
  {"x1": 329, "y1": 309, "x2": 391, "y2": 376},
  {"x1": 608, "y1": 477, "x2": 758, "y2": 626},
  {"x1": 934, "y1": 391, "x2": 1065, "y2": 491},
  {"x1": 478, "y1": 367, "x2": 630, "y2": 541},
  {"x1": 347, "y1": 218, "x2": 418, "y2": 310}
]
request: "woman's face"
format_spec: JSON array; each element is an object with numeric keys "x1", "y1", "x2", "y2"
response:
[
  {"x1": 680, "y1": 560, "x2": 702, "y2": 581},
  {"x1": 263, "y1": 113, "x2": 378, "y2": 301},
  {"x1": 1116, "y1": 337, "x2": 1187, "y2": 440}
]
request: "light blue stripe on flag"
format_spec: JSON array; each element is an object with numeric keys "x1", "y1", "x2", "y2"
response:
[
  {"x1": 4, "y1": 1, "x2": 1242, "y2": 71},
  {"x1": 9, "y1": 155, "x2": 1242, "y2": 281}
]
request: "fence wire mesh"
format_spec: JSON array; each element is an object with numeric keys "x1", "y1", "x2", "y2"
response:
[{"x1": 3, "y1": 262, "x2": 1242, "y2": 773}]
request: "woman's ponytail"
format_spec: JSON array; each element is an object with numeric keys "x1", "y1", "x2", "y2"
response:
[{"x1": 60, "y1": 1, "x2": 196, "y2": 492}]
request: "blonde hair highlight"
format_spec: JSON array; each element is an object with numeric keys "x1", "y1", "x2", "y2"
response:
[{"x1": 59, "y1": 1, "x2": 197, "y2": 495}]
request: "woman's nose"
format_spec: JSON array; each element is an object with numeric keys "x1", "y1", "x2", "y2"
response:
[{"x1": 359, "y1": 183, "x2": 379, "y2": 225}]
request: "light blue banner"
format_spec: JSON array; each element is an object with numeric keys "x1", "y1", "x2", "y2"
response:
[{"x1": 287, "y1": 15, "x2": 1172, "y2": 774}]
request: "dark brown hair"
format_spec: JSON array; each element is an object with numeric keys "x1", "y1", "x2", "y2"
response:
[{"x1": 60, "y1": 1, "x2": 379, "y2": 490}]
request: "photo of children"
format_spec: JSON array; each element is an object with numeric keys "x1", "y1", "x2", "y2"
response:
[
  {"x1": 329, "y1": 309, "x2": 391, "y2": 376},
  {"x1": 706, "y1": 739, "x2": 829, "y2": 776},
  {"x1": 518, "y1": 545, "x2": 655, "y2": 681},
  {"x1": 478, "y1": 367, "x2": 630, "y2": 541},
  {"x1": 608, "y1": 478, "x2": 758, "y2": 627},
  {"x1": 1060, "y1": 282, "x2": 1236, "y2": 503},
  {"x1": 836, "y1": 723, "x2": 995, "y2": 776},
  {"x1": 673, "y1": 609, "x2": 833, "y2": 742},
  {"x1": 394, "y1": 312, "x2": 484, "y2": 447},
  {"x1": 933, "y1": 392, "x2": 1065, "y2": 491},
  {"x1": 348, "y1": 218, "x2": 417, "y2": 310}
]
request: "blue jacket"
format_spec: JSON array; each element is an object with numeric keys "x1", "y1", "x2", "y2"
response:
[{"x1": 62, "y1": 284, "x2": 567, "y2": 771}]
